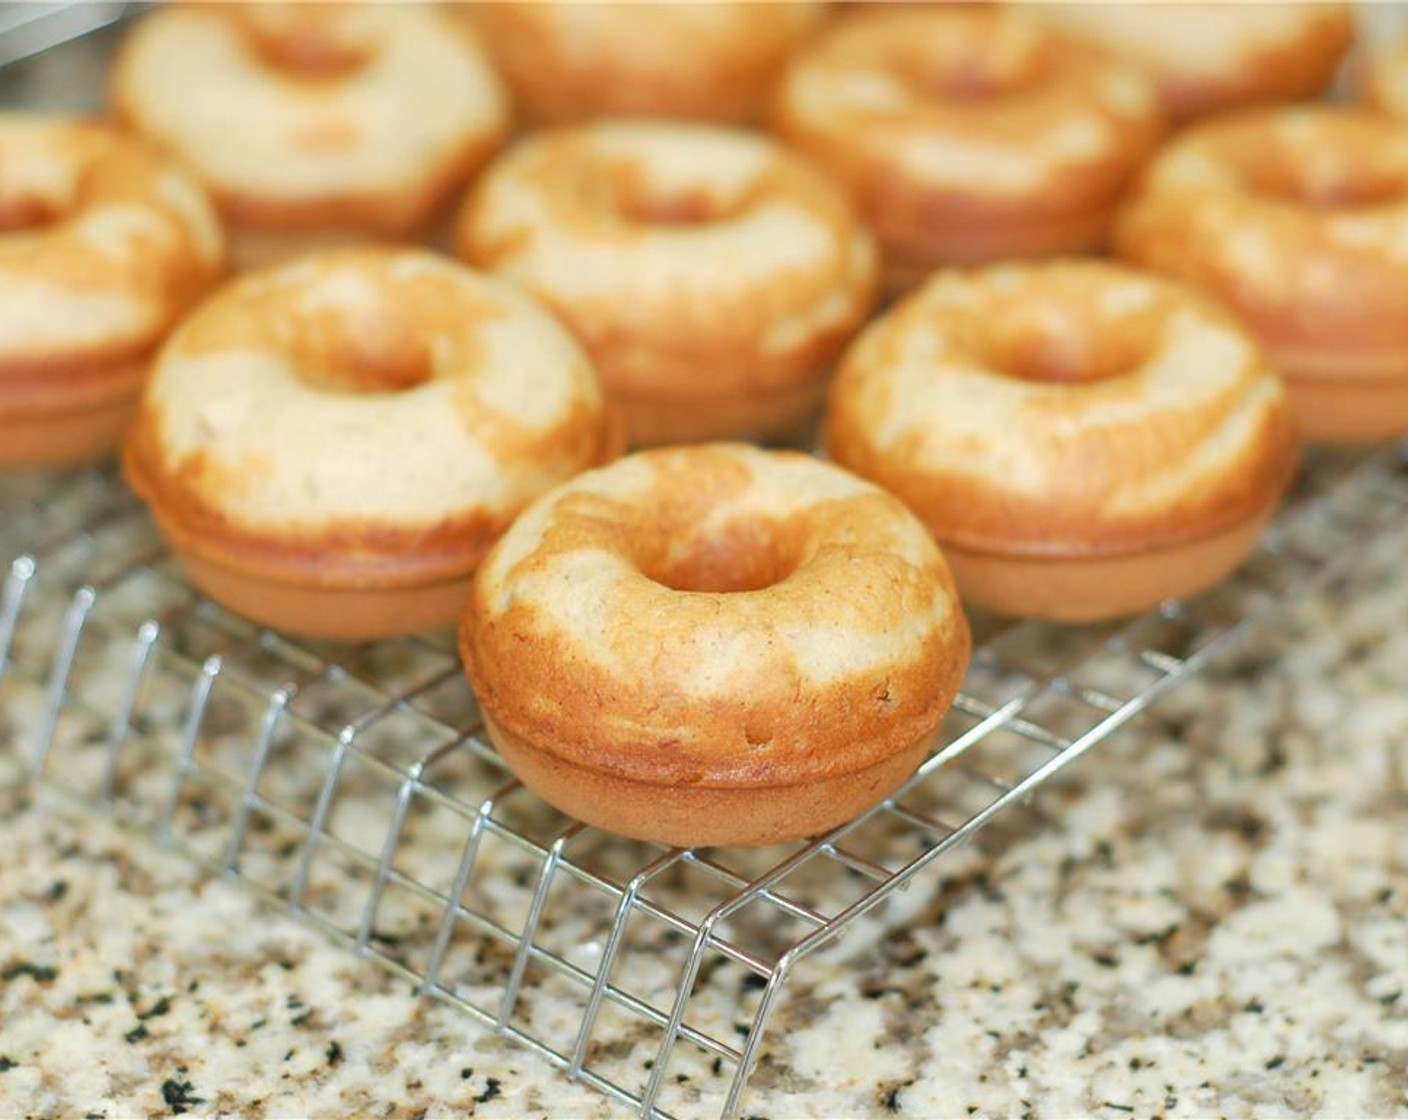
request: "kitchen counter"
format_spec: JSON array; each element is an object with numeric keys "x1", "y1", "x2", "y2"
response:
[{"x1": 3, "y1": 515, "x2": 1407, "y2": 1120}]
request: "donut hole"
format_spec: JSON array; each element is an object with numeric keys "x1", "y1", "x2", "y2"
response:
[
  {"x1": 235, "y1": 5, "x2": 376, "y2": 77},
  {"x1": 292, "y1": 314, "x2": 436, "y2": 395},
  {"x1": 601, "y1": 161, "x2": 746, "y2": 227},
  {"x1": 634, "y1": 516, "x2": 799, "y2": 594},
  {"x1": 921, "y1": 55, "x2": 1045, "y2": 102},
  {"x1": 981, "y1": 294, "x2": 1159, "y2": 384},
  {"x1": 0, "y1": 192, "x2": 66, "y2": 234},
  {"x1": 617, "y1": 188, "x2": 723, "y2": 226}
]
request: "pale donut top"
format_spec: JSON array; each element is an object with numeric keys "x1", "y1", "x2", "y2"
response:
[
  {"x1": 826, "y1": 262, "x2": 1299, "y2": 558},
  {"x1": 458, "y1": 121, "x2": 877, "y2": 395},
  {"x1": 111, "y1": 4, "x2": 508, "y2": 221},
  {"x1": 1115, "y1": 107, "x2": 1408, "y2": 366},
  {"x1": 465, "y1": 443, "x2": 970, "y2": 784},
  {"x1": 1028, "y1": 3, "x2": 1353, "y2": 119},
  {"x1": 469, "y1": 2, "x2": 823, "y2": 124},
  {"x1": 0, "y1": 113, "x2": 223, "y2": 380},
  {"x1": 128, "y1": 250, "x2": 612, "y2": 578},
  {"x1": 772, "y1": 6, "x2": 1162, "y2": 201}
]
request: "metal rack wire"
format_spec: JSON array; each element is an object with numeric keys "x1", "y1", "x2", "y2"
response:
[
  {"x1": 5, "y1": 445, "x2": 1408, "y2": 1119},
  {"x1": 7, "y1": 9, "x2": 1408, "y2": 1118},
  {"x1": 0, "y1": 2, "x2": 126, "y2": 69}
]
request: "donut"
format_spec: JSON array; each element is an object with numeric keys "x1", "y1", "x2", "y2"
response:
[
  {"x1": 770, "y1": 6, "x2": 1164, "y2": 290},
  {"x1": 0, "y1": 113, "x2": 223, "y2": 469},
  {"x1": 124, "y1": 249, "x2": 620, "y2": 641},
  {"x1": 1027, "y1": 3, "x2": 1354, "y2": 122},
  {"x1": 110, "y1": 3, "x2": 509, "y2": 268},
  {"x1": 468, "y1": 2, "x2": 823, "y2": 126},
  {"x1": 1115, "y1": 107, "x2": 1408, "y2": 444},
  {"x1": 825, "y1": 262, "x2": 1300, "y2": 622},
  {"x1": 456, "y1": 121, "x2": 878, "y2": 446},
  {"x1": 461, "y1": 443, "x2": 970, "y2": 848}
]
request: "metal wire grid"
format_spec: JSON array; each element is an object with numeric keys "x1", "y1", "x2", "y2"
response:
[
  {"x1": 0, "y1": 2, "x2": 127, "y2": 70},
  {"x1": 2, "y1": 445, "x2": 1407, "y2": 1118}
]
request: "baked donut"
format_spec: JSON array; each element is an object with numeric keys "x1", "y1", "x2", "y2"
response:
[
  {"x1": 462, "y1": 443, "x2": 970, "y2": 848},
  {"x1": 825, "y1": 262, "x2": 1300, "y2": 622},
  {"x1": 1115, "y1": 107, "x2": 1408, "y2": 444},
  {"x1": 468, "y1": 2, "x2": 823, "y2": 126},
  {"x1": 1028, "y1": 3, "x2": 1354, "y2": 122},
  {"x1": 0, "y1": 113, "x2": 223, "y2": 469},
  {"x1": 110, "y1": 3, "x2": 509, "y2": 268},
  {"x1": 770, "y1": 6, "x2": 1164, "y2": 290},
  {"x1": 456, "y1": 121, "x2": 877, "y2": 446},
  {"x1": 124, "y1": 249, "x2": 620, "y2": 641}
]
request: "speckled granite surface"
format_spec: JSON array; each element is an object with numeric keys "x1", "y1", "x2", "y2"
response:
[{"x1": 3, "y1": 510, "x2": 1408, "y2": 1120}]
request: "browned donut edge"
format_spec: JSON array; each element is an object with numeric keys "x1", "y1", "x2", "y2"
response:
[
  {"x1": 172, "y1": 544, "x2": 475, "y2": 641},
  {"x1": 941, "y1": 497, "x2": 1282, "y2": 623},
  {"x1": 479, "y1": 711, "x2": 939, "y2": 849},
  {"x1": 122, "y1": 404, "x2": 624, "y2": 592},
  {"x1": 1282, "y1": 369, "x2": 1408, "y2": 444},
  {"x1": 0, "y1": 392, "x2": 139, "y2": 470}
]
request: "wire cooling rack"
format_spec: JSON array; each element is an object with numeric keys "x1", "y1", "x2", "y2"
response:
[
  {"x1": 7, "y1": 8, "x2": 1408, "y2": 1118},
  {"x1": 5, "y1": 446, "x2": 1408, "y2": 1120},
  {"x1": 0, "y1": 2, "x2": 124, "y2": 69}
]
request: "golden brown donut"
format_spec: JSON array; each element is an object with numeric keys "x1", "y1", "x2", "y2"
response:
[
  {"x1": 1116, "y1": 107, "x2": 1408, "y2": 444},
  {"x1": 770, "y1": 6, "x2": 1164, "y2": 290},
  {"x1": 0, "y1": 113, "x2": 224, "y2": 470},
  {"x1": 456, "y1": 121, "x2": 877, "y2": 446},
  {"x1": 1028, "y1": 3, "x2": 1354, "y2": 123},
  {"x1": 826, "y1": 262, "x2": 1300, "y2": 622},
  {"x1": 462, "y1": 443, "x2": 971, "y2": 848},
  {"x1": 110, "y1": 3, "x2": 509, "y2": 268},
  {"x1": 124, "y1": 249, "x2": 620, "y2": 641},
  {"x1": 468, "y1": 2, "x2": 823, "y2": 126}
]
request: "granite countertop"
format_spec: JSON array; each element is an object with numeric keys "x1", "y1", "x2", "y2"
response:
[{"x1": 2, "y1": 510, "x2": 1407, "y2": 1120}]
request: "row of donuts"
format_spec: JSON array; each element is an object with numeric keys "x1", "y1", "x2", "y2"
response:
[
  {"x1": 471, "y1": 3, "x2": 1355, "y2": 127},
  {"x1": 0, "y1": 3, "x2": 1401, "y2": 630},
  {"x1": 115, "y1": 242, "x2": 1296, "y2": 638},
  {"x1": 8, "y1": 93, "x2": 1408, "y2": 466},
  {"x1": 103, "y1": 2, "x2": 1366, "y2": 272},
  {"x1": 71, "y1": 3, "x2": 1408, "y2": 445},
  {"x1": 105, "y1": 4, "x2": 1389, "y2": 276},
  {"x1": 11, "y1": 5, "x2": 1408, "y2": 453}
]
